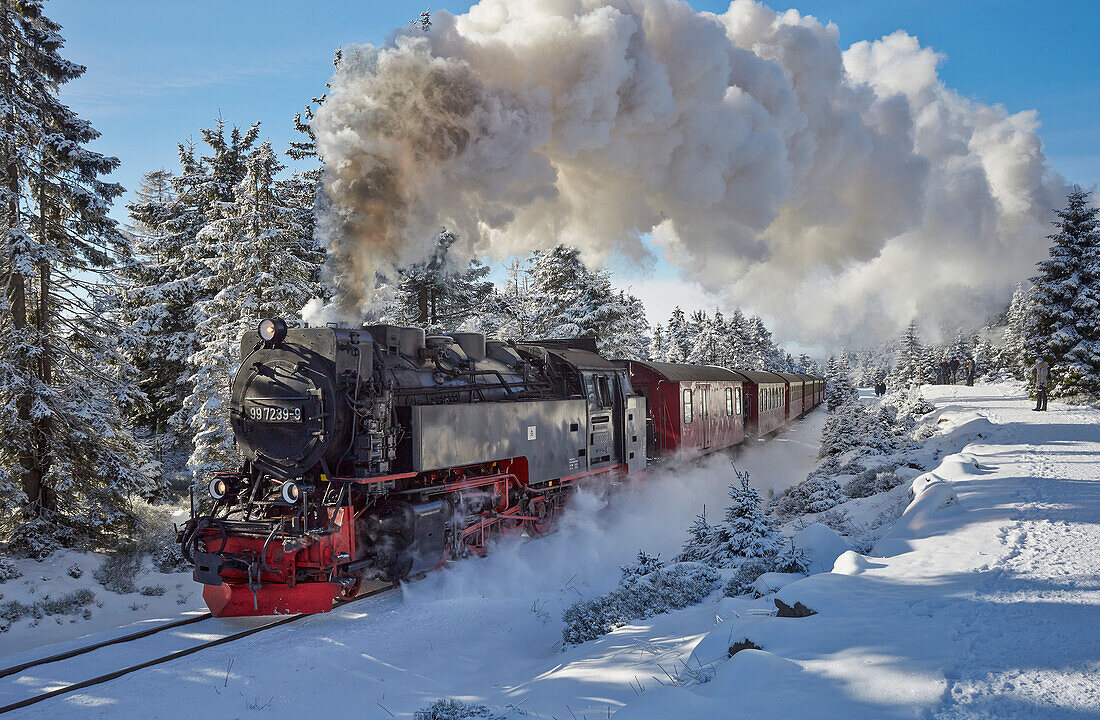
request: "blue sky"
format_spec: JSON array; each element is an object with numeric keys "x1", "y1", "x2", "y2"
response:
[{"x1": 49, "y1": 0, "x2": 1099, "y2": 333}]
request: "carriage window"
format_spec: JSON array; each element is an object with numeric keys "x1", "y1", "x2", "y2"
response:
[
  {"x1": 735, "y1": 388, "x2": 742, "y2": 416},
  {"x1": 725, "y1": 387, "x2": 734, "y2": 416},
  {"x1": 683, "y1": 388, "x2": 693, "y2": 423}
]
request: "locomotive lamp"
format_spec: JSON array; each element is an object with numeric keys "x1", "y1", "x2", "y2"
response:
[
  {"x1": 208, "y1": 478, "x2": 227, "y2": 500},
  {"x1": 258, "y1": 318, "x2": 288, "y2": 345},
  {"x1": 281, "y1": 481, "x2": 301, "y2": 504}
]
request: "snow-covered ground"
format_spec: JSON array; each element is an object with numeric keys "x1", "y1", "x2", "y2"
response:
[{"x1": 5, "y1": 383, "x2": 1099, "y2": 719}]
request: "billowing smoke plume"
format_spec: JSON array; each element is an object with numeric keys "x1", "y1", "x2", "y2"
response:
[{"x1": 310, "y1": 0, "x2": 1065, "y2": 345}]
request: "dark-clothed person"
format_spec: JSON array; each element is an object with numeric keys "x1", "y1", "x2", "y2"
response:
[
  {"x1": 965, "y1": 360, "x2": 975, "y2": 387},
  {"x1": 1034, "y1": 359, "x2": 1049, "y2": 411}
]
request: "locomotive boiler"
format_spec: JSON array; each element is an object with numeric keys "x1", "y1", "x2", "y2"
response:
[{"x1": 179, "y1": 320, "x2": 647, "y2": 616}]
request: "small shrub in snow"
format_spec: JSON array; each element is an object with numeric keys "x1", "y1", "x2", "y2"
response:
[
  {"x1": 140, "y1": 584, "x2": 166, "y2": 597},
  {"x1": 773, "y1": 472, "x2": 845, "y2": 518},
  {"x1": 722, "y1": 544, "x2": 808, "y2": 597},
  {"x1": 151, "y1": 545, "x2": 190, "y2": 574},
  {"x1": 94, "y1": 545, "x2": 143, "y2": 594},
  {"x1": 67, "y1": 563, "x2": 83, "y2": 579},
  {"x1": 619, "y1": 550, "x2": 663, "y2": 584},
  {"x1": 562, "y1": 561, "x2": 719, "y2": 646},
  {"x1": 0, "y1": 557, "x2": 20, "y2": 583},
  {"x1": 0, "y1": 588, "x2": 95, "y2": 626},
  {"x1": 414, "y1": 699, "x2": 506, "y2": 720},
  {"x1": 723, "y1": 558, "x2": 773, "y2": 597},
  {"x1": 843, "y1": 467, "x2": 903, "y2": 498}
]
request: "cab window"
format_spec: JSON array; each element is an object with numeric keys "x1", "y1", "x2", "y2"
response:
[
  {"x1": 596, "y1": 375, "x2": 613, "y2": 409},
  {"x1": 683, "y1": 388, "x2": 693, "y2": 423}
]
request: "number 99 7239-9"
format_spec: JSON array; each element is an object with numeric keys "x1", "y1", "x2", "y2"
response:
[{"x1": 248, "y1": 405, "x2": 302, "y2": 423}]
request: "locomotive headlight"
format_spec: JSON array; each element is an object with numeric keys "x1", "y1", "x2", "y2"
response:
[
  {"x1": 281, "y1": 481, "x2": 301, "y2": 504},
  {"x1": 208, "y1": 478, "x2": 228, "y2": 500},
  {"x1": 258, "y1": 318, "x2": 288, "y2": 344}
]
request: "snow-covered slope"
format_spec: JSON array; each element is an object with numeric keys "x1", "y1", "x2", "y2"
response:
[{"x1": 7, "y1": 383, "x2": 1099, "y2": 719}]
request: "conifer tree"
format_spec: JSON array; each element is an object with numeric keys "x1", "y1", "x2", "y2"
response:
[
  {"x1": 181, "y1": 142, "x2": 323, "y2": 478},
  {"x1": 1001, "y1": 284, "x2": 1033, "y2": 381},
  {"x1": 725, "y1": 308, "x2": 749, "y2": 367},
  {"x1": 891, "y1": 319, "x2": 923, "y2": 387},
  {"x1": 1, "y1": 1, "x2": 153, "y2": 546},
  {"x1": 1029, "y1": 188, "x2": 1100, "y2": 397},
  {"x1": 664, "y1": 307, "x2": 690, "y2": 363},
  {"x1": 719, "y1": 468, "x2": 781, "y2": 560},
  {"x1": 389, "y1": 230, "x2": 493, "y2": 332}
]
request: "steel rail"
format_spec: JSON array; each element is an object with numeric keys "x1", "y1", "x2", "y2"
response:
[{"x1": 0, "y1": 583, "x2": 397, "y2": 715}]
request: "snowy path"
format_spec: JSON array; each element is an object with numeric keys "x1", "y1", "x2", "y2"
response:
[{"x1": 618, "y1": 383, "x2": 1100, "y2": 719}]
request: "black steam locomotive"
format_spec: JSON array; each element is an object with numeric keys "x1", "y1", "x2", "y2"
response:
[{"x1": 180, "y1": 319, "x2": 646, "y2": 616}]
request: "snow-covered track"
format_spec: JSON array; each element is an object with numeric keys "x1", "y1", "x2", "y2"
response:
[
  {"x1": 0, "y1": 582, "x2": 397, "y2": 715},
  {"x1": 0, "y1": 611, "x2": 213, "y2": 681}
]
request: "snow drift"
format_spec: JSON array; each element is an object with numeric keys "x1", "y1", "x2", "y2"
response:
[{"x1": 310, "y1": 0, "x2": 1065, "y2": 344}]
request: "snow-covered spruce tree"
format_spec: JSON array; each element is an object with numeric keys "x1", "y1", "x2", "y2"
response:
[
  {"x1": 181, "y1": 142, "x2": 323, "y2": 479},
  {"x1": 972, "y1": 337, "x2": 995, "y2": 380},
  {"x1": 0, "y1": 1, "x2": 154, "y2": 549},
  {"x1": 519, "y1": 245, "x2": 651, "y2": 359},
  {"x1": 1029, "y1": 188, "x2": 1100, "y2": 398},
  {"x1": 687, "y1": 310, "x2": 725, "y2": 366},
  {"x1": 120, "y1": 121, "x2": 263, "y2": 452},
  {"x1": 890, "y1": 319, "x2": 923, "y2": 388},
  {"x1": 1000, "y1": 284, "x2": 1034, "y2": 381},
  {"x1": 675, "y1": 511, "x2": 720, "y2": 564},
  {"x1": 388, "y1": 230, "x2": 493, "y2": 333},
  {"x1": 825, "y1": 356, "x2": 855, "y2": 410},
  {"x1": 715, "y1": 468, "x2": 782, "y2": 563},
  {"x1": 724, "y1": 307, "x2": 749, "y2": 368},
  {"x1": 744, "y1": 315, "x2": 777, "y2": 371},
  {"x1": 120, "y1": 168, "x2": 200, "y2": 441},
  {"x1": 652, "y1": 324, "x2": 666, "y2": 362},
  {"x1": 663, "y1": 306, "x2": 690, "y2": 363}
]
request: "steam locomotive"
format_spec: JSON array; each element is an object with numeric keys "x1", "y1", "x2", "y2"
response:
[{"x1": 179, "y1": 319, "x2": 823, "y2": 616}]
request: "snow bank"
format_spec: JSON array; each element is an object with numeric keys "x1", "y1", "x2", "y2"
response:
[{"x1": 790, "y1": 523, "x2": 855, "y2": 574}]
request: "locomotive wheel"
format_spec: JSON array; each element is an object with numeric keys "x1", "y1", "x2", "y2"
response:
[
  {"x1": 339, "y1": 575, "x2": 362, "y2": 599},
  {"x1": 525, "y1": 499, "x2": 555, "y2": 537}
]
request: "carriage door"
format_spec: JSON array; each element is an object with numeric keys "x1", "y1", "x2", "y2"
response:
[{"x1": 698, "y1": 384, "x2": 711, "y2": 449}]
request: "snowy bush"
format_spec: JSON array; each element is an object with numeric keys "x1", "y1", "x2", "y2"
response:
[
  {"x1": 414, "y1": 699, "x2": 507, "y2": 720},
  {"x1": 619, "y1": 550, "x2": 664, "y2": 584},
  {"x1": 562, "y1": 560, "x2": 719, "y2": 646},
  {"x1": 843, "y1": 467, "x2": 904, "y2": 499},
  {"x1": 722, "y1": 544, "x2": 807, "y2": 597},
  {"x1": 0, "y1": 556, "x2": 20, "y2": 583},
  {"x1": 819, "y1": 402, "x2": 897, "y2": 458},
  {"x1": 773, "y1": 472, "x2": 845, "y2": 517},
  {"x1": 140, "y1": 584, "x2": 167, "y2": 597},
  {"x1": 723, "y1": 558, "x2": 773, "y2": 597},
  {"x1": 67, "y1": 563, "x2": 84, "y2": 579},
  {"x1": 94, "y1": 545, "x2": 144, "y2": 594},
  {"x1": 0, "y1": 588, "x2": 96, "y2": 626}
]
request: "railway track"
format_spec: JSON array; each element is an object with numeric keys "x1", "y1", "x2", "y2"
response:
[{"x1": 0, "y1": 582, "x2": 398, "y2": 715}]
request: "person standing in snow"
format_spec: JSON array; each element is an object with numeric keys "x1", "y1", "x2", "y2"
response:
[
  {"x1": 1033, "y1": 358, "x2": 1050, "y2": 411},
  {"x1": 965, "y1": 360, "x2": 975, "y2": 387}
]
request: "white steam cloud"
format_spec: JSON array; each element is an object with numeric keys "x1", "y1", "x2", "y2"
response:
[{"x1": 311, "y1": 0, "x2": 1065, "y2": 345}]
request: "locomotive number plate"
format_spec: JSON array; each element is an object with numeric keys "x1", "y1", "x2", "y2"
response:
[{"x1": 246, "y1": 402, "x2": 302, "y2": 423}]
